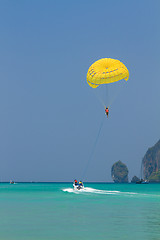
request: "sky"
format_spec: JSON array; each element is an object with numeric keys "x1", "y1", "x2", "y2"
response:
[{"x1": 0, "y1": 0, "x2": 160, "y2": 182}]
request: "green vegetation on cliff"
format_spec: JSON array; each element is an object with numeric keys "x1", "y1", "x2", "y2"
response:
[
  {"x1": 143, "y1": 139, "x2": 160, "y2": 181},
  {"x1": 148, "y1": 170, "x2": 160, "y2": 182},
  {"x1": 111, "y1": 160, "x2": 128, "y2": 183}
]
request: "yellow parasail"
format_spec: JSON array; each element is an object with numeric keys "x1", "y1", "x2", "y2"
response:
[{"x1": 87, "y1": 58, "x2": 129, "y2": 88}]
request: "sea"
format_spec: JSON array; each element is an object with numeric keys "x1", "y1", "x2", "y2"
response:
[{"x1": 0, "y1": 182, "x2": 160, "y2": 240}]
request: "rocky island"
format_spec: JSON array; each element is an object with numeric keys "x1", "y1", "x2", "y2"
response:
[
  {"x1": 111, "y1": 160, "x2": 128, "y2": 183},
  {"x1": 131, "y1": 176, "x2": 140, "y2": 183}
]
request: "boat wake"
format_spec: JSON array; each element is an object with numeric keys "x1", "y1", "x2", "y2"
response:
[{"x1": 62, "y1": 187, "x2": 137, "y2": 196}]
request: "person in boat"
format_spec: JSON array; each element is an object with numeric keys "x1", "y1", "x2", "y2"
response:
[
  {"x1": 74, "y1": 179, "x2": 78, "y2": 186},
  {"x1": 79, "y1": 181, "x2": 83, "y2": 186},
  {"x1": 105, "y1": 107, "x2": 109, "y2": 118}
]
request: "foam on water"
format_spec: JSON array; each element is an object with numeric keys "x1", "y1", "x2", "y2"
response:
[{"x1": 62, "y1": 187, "x2": 138, "y2": 196}]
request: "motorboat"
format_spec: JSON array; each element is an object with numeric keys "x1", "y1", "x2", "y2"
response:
[
  {"x1": 10, "y1": 180, "x2": 15, "y2": 184},
  {"x1": 73, "y1": 180, "x2": 84, "y2": 190},
  {"x1": 73, "y1": 183, "x2": 84, "y2": 190}
]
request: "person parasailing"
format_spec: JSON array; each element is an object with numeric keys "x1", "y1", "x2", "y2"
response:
[
  {"x1": 105, "y1": 107, "x2": 109, "y2": 118},
  {"x1": 86, "y1": 58, "x2": 129, "y2": 116}
]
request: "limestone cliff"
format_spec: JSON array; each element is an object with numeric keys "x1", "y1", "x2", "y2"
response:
[{"x1": 143, "y1": 139, "x2": 160, "y2": 180}]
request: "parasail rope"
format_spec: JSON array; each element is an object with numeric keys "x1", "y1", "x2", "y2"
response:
[
  {"x1": 93, "y1": 81, "x2": 126, "y2": 110},
  {"x1": 81, "y1": 115, "x2": 105, "y2": 180},
  {"x1": 93, "y1": 89, "x2": 106, "y2": 109}
]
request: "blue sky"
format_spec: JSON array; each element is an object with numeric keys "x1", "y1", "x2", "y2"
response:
[{"x1": 0, "y1": 0, "x2": 160, "y2": 182}]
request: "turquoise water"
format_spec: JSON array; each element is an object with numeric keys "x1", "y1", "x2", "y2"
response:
[{"x1": 0, "y1": 183, "x2": 160, "y2": 240}]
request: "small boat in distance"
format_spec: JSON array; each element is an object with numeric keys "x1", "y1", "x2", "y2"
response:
[
  {"x1": 73, "y1": 179, "x2": 84, "y2": 190},
  {"x1": 10, "y1": 180, "x2": 15, "y2": 184},
  {"x1": 136, "y1": 179, "x2": 149, "y2": 184}
]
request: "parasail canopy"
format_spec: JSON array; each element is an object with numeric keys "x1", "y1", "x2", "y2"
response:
[{"x1": 87, "y1": 58, "x2": 129, "y2": 88}]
